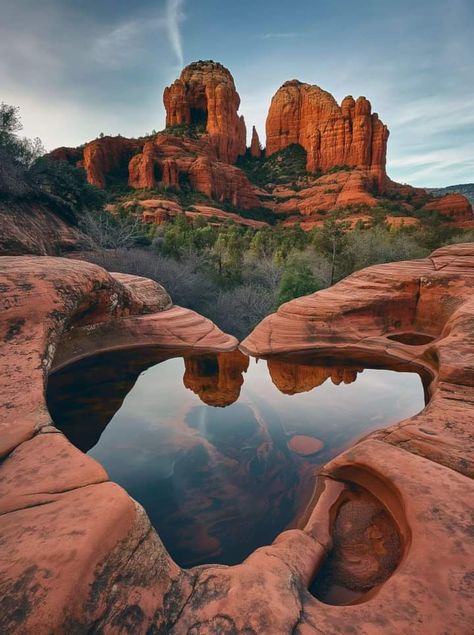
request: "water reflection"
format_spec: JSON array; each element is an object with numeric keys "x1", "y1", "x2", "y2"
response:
[{"x1": 47, "y1": 349, "x2": 424, "y2": 568}]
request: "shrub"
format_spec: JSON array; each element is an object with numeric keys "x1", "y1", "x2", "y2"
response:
[{"x1": 277, "y1": 257, "x2": 320, "y2": 306}]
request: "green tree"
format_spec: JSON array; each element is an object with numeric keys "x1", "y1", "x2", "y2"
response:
[
  {"x1": 0, "y1": 102, "x2": 44, "y2": 166},
  {"x1": 311, "y1": 216, "x2": 349, "y2": 284},
  {"x1": 277, "y1": 259, "x2": 320, "y2": 305}
]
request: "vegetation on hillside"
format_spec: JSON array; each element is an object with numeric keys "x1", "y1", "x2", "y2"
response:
[
  {"x1": 2, "y1": 102, "x2": 473, "y2": 340},
  {"x1": 237, "y1": 144, "x2": 311, "y2": 188},
  {"x1": 0, "y1": 102, "x2": 104, "y2": 221},
  {"x1": 79, "y1": 208, "x2": 470, "y2": 339},
  {"x1": 427, "y1": 183, "x2": 474, "y2": 206}
]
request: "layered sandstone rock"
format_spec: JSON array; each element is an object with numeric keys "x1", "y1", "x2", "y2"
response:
[
  {"x1": 188, "y1": 155, "x2": 260, "y2": 208},
  {"x1": 0, "y1": 202, "x2": 88, "y2": 255},
  {"x1": 250, "y1": 126, "x2": 262, "y2": 158},
  {"x1": 82, "y1": 136, "x2": 143, "y2": 188},
  {"x1": 164, "y1": 60, "x2": 246, "y2": 164},
  {"x1": 126, "y1": 134, "x2": 260, "y2": 209},
  {"x1": 424, "y1": 192, "x2": 473, "y2": 220},
  {"x1": 1, "y1": 247, "x2": 474, "y2": 632},
  {"x1": 265, "y1": 81, "x2": 389, "y2": 190}
]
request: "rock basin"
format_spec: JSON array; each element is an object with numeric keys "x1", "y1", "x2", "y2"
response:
[{"x1": 1, "y1": 245, "x2": 474, "y2": 633}]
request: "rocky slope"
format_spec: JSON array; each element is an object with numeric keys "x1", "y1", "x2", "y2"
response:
[
  {"x1": 427, "y1": 182, "x2": 474, "y2": 206},
  {"x1": 0, "y1": 201, "x2": 88, "y2": 255},
  {"x1": 46, "y1": 60, "x2": 473, "y2": 233}
]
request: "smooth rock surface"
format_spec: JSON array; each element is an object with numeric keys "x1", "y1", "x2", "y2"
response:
[{"x1": 1, "y1": 246, "x2": 474, "y2": 634}]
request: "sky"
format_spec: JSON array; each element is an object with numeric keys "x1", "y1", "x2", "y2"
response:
[{"x1": 1, "y1": 0, "x2": 473, "y2": 187}]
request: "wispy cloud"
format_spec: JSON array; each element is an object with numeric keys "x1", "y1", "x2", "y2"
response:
[
  {"x1": 261, "y1": 32, "x2": 301, "y2": 40},
  {"x1": 166, "y1": 0, "x2": 186, "y2": 67}
]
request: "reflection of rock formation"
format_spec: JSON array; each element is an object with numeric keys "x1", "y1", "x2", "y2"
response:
[
  {"x1": 183, "y1": 350, "x2": 249, "y2": 406},
  {"x1": 48, "y1": 348, "x2": 311, "y2": 569},
  {"x1": 267, "y1": 358, "x2": 362, "y2": 395}
]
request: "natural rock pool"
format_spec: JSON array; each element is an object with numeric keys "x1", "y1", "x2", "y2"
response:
[{"x1": 47, "y1": 348, "x2": 425, "y2": 569}]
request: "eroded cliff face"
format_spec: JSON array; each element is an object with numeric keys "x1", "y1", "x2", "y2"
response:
[
  {"x1": 265, "y1": 81, "x2": 389, "y2": 190},
  {"x1": 164, "y1": 61, "x2": 247, "y2": 164},
  {"x1": 82, "y1": 137, "x2": 143, "y2": 188},
  {"x1": 43, "y1": 60, "x2": 473, "y2": 232}
]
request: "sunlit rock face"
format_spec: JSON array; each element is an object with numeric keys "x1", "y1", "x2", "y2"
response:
[
  {"x1": 164, "y1": 60, "x2": 247, "y2": 164},
  {"x1": 265, "y1": 81, "x2": 389, "y2": 190},
  {"x1": 250, "y1": 125, "x2": 262, "y2": 158}
]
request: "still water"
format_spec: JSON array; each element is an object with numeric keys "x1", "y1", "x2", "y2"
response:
[{"x1": 47, "y1": 349, "x2": 425, "y2": 568}]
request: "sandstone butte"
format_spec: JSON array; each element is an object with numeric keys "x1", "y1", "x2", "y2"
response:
[
  {"x1": 1, "y1": 243, "x2": 473, "y2": 633},
  {"x1": 48, "y1": 60, "x2": 473, "y2": 231},
  {"x1": 163, "y1": 60, "x2": 247, "y2": 164}
]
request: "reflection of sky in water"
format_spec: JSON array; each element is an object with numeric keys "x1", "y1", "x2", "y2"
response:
[
  {"x1": 58, "y1": 356, "x2": 425, "y2": 567},
  {"x1": 90, "y1": 357, "x2": 423, "y2": 467}
]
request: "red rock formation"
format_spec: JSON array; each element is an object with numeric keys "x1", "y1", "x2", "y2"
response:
[
  {"x1": 45, "y1": 61, "x2": 473, "y2": 233},
  {"x1": 185, "y1": 205, "x2": 268, "y2": 228},
  {"x1": 250, "y1": 126, "x2": 262, "y2": 158},
  {"x1": 47, "y1": 146, "x2": 83, "y2": 165},
  {"x1": 0, "y1": 201, "x2": 88, "y2": 256},
  {"x1": 126, "y1": 133, "x2": 260, "y2": 209},
  {"x1": 188, "y1": 155, "x2": 260, "y2": 209},
  {"x1": 82, "y1": 136, "x2": 143, "y2": 188},
  {"x1": 164, "y1": 60, "x2": 246, "y2": 164},
  {"x1": 424, "y1": 192, "x2": 473, "y2": 220},
  {"x1": 1, "y1": 247, "x2": 474, "y2": 632},
  {"x1": 265, "y1": 81, "x2": 389, "y2": 190}
]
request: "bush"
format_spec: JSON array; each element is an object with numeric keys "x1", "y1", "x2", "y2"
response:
[
  {"x1": 237, "y1": 144, "x2": 309, "y2": 188},
  {"x1": 79, "y1": 209, "x2": 150, "y2": 249},
  {"x1": 277, "y1": 257, "x2": 320, "y2": 305}
]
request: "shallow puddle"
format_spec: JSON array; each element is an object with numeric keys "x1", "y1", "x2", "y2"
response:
[{"x1": 47, "y1": 349, "x2": 424, "y2": 568}]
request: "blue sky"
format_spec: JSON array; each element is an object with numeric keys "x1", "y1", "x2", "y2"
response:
[{"x1": 1, "y1": 0, "x2": 473, "y2": 186}]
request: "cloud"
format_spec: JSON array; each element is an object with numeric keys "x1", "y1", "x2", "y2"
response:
[
  {"x1": 388, "y1": 144, "x2": 474, "y2": 186},
  {"x1": 261, "y1": 32, "x2": 301, "y2": 40},
  {"x1": 166, "y1": 0, "x2": 186, "y2": 67}
]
